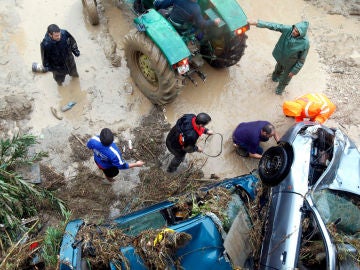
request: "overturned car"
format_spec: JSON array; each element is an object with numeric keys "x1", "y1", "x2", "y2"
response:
[
  {"x1": 59, "y1": 174, "x2": 259, "y2": 269},
  {"x1": 258, "y1": 123, "x2": 360, "y2": 269}
]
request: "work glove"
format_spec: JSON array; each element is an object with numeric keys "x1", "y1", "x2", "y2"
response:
[{"x1": 73, "y1": 49, "x2": 80, "y2": 57}]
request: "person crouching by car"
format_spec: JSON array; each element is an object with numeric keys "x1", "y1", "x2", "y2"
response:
[
  {"x1": 87, "y1": 128, "x2": 145, "y2": 183},
  {"x1": 232, "y1": 121, "x2": 280, "y2": 159},
  {"x1": 166, "y1": 113, "x2": 214, "y2": 173}
]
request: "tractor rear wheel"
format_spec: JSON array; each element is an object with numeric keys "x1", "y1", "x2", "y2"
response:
[
  {"x1": 124, "y1": 30, "x2": 184, "y2": 105},
  {"x1": 200, "y1": 34, "x2": 247, "y2": 68},
  {"x1": 82, "y1": 0, "x2": 99, "y2": 25}
]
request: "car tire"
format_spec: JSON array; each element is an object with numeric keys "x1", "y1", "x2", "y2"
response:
[
  {"x1": 258, "y1": 146, "x2": 291, "y2": 186},
  {"x1": 124, "y1": 30, "x2": 184, "y2": 105},
  {"x1": 82, "y1": 0, "x2": 99, "y2": 25},
  {"x1": 200, "y1": 33, "x2": 247, "y2": 68}
]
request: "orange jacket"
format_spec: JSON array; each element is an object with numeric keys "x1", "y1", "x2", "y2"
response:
[{"x1": 283, "y1": 93, "x2": 336, "y2": 124}]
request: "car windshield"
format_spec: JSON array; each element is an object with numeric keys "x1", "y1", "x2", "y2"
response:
[
  {"x1": 307, "y1": 126, "x2": 360, "y2": 235},
  {"x1": 307, "y1": 127, "x2": 360, "y2": 267},
  {"x1": 311, "y1": 128, "x2": 360, "y2": 196},
  {"x1": 303, "y1": 189, "x2": 360, "y2": 269},
  {"x1": 116, "y1": 191, "x2": 249, "y2": 236},
  {"x1": 116, "y1": 211, "x2": 167, "y2": 236},
  {"x1": 312, "y1": 189, "x2": 360, "y2": 235}
]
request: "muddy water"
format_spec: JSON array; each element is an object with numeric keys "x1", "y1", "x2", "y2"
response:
[
  {"x1": 164, "y1": 0, "x2": 330, "y2": 177},
  {"x1": 162, "y1": 0, "x2": 360, "y2": 177},
  {"x1": 7, "y1": 0, "x2": 151, "y2": 136},
  {"x1": 2, "y1": 0, "x2": 359, "y2": 179}
]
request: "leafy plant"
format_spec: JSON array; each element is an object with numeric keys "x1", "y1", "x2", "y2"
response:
[
  {"x1": 42, "y1": 210, "x2": 71, "y2": 268},
  {"x1": 0, "y1": 133, "x2": 68, "y2": 266},
  {"x1": 0, "y1": 134, "x2": 47, "y2": 169}
]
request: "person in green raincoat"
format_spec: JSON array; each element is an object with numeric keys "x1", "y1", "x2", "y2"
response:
[{"x1": 248, "y1": 20, "x2": 310, "y2": 95}]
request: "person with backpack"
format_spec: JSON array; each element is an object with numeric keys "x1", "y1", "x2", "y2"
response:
[{"x1": 166, "y1": 113, "x2": 213, "y2": 173}]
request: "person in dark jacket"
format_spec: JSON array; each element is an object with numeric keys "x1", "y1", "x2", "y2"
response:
[
  {"x1": 232, "y1": 121, "x2": 280, "y2": 159},
  {"x1": 248, "y1": 20, "x2": 310, "y2": 95},
  {"x1": 41, "y1": 24, "x2": 80, "y2": 86},
  {"x1": 166, "y1": 113, "x2": 213, "y2": 173},
  {"x1": 87, "y1": 128, "x2": 145, "y2": 183},
  {"x1": 154, "y1": 0, "x2": 220, "y2": 30},
  {"x1": 169, "y1": 0, "x2": 220, "y2": 30}
]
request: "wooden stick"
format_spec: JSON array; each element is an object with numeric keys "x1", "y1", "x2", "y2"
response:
[
  {"x1": 0, "y1": 219, "x2": 39, "y2": 268},
  {"x1": 140, "y1": 143, "x2": 156, "y2": 159},
  {"x1": 72, "y1": 133, "x2": 86, "y2": 147},
  {"x1": 193, "y1": 178, "x2": 220, "y2": 182}
]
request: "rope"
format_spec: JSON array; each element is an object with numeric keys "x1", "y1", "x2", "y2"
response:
[{"x1": 202, "y1": 133, "x2": 223, "y2": 158}]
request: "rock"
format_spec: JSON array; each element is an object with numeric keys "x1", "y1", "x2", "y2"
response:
[
  {"x1": 0, "y1": 94, "x2": 33, "y2": 120},
  {"x1": 17, "y1": 163, "x2": 42, "y2": 184}
]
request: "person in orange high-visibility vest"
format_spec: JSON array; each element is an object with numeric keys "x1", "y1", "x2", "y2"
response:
[{"x1": 283, "y1": 93, "x2": 336, "y2": 124}]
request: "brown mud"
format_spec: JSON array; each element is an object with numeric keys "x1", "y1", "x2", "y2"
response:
[{"x1": 0, "y1": 0, "x2": 359, "y2": 234}]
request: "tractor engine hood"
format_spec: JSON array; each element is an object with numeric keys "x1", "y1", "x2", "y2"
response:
[{"x1": 207, "y1": 0, "x2": 248, "y2": 31}]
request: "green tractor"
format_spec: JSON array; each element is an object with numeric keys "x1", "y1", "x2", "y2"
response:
[{"x1": 82, "y1": 0, "x2": 249, "y2": 105}]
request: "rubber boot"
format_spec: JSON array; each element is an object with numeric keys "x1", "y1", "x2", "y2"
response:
[
  {"x1": 272, "y1": 63, "x2": 283, "y2": 82},
  {"x1": 275, "y1": 86, "x2": 285, "y2": 95}
]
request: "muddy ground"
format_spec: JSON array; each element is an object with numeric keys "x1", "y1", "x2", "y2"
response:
[{"x1": 0, "y1": 0, "x2": 359, "y2": 227}]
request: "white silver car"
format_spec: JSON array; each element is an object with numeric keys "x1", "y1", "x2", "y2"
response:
[{"x1": 258, "y1": 123, "x2": 360, "y2": 269}]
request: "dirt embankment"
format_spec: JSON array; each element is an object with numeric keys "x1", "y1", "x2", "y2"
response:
[
  {"x1": 305, "y1": 0, "x2": 360, "y2": 17},
  {"x1": 308, "y1": 0, "x2": 360, "y2": 127}
]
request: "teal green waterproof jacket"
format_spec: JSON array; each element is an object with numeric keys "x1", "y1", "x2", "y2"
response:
[{"x1": 257, "y1": 20, "x2": 310, "y2": 75}]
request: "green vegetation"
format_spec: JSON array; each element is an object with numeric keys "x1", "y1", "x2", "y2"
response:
[
  {"x1": 42, "y1": 211, "x2": 71, "y2": 268},
  {"x1": 0, "y1": 134, "x2": 68, "y2": 268}
]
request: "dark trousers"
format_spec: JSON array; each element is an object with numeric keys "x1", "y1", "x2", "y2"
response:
[
  {"x1": 166, "y1": 140, "x2": 186, "y2": 172},
  {"x1": 52, "y1": 65, "x2": 79, "y2": 85},
  {"x1": 272, "y1": 62, "x2": 292, "y2": 94},
  {"x1": 238, "y1": 142, "x2": 263, "y2": 155}
]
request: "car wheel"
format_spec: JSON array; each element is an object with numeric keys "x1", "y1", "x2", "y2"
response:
[
  {"x1": 82, "y1": 0, "x2": 99, "y2": 25},
  {"x1": 124, "y1": 30, "x2": 184, "y2": 105},
  {"x1": 258, "y1": 146, "x2": 291, "y2": 186}
]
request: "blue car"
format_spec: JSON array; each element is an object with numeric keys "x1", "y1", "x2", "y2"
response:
[{"x1": 59, "y1": 173, "x2": 259, "y2": 270}]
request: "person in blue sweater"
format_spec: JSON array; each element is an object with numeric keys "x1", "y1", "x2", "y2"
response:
[{"x1": 87, "y1": 128, "x2": 145, "y2": 183}]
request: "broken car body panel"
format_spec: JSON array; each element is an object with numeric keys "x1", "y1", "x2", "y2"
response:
[
  {"x1": 118, "y1": 215, "x2": 232, "y2": 270},
  {"x1": 259, "y1": 123, "x2": 360, "y2": 269},
  {"x1": 313, "y1": 128, "x2": 360, "y2": 195}
]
